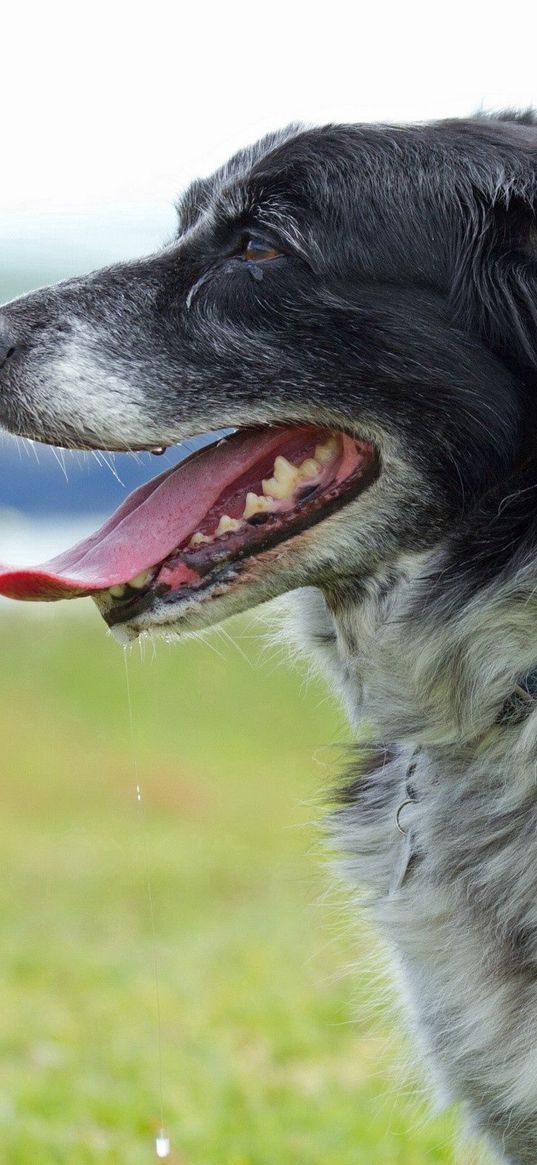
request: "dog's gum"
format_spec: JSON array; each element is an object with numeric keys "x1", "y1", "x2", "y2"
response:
[{"x1": 158, "y1": 561, "x2": 202, "y2": 590}]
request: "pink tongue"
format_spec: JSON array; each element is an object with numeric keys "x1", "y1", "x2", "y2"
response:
[{"x1": 0, "y1": 429, "x2": 291, "y2": 601}]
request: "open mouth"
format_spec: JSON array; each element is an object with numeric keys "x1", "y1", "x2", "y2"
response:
[{"x1": 0, "y1": 425, "x2": 379, "y2": 623}]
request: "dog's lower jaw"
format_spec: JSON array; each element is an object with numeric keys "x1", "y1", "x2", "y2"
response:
[
  {"x1": 289, "y1": 573, "x2": 537, "y2": 1165},
  {"x1": 94, "y1": 555, "x2": 294, "y2": 644}
]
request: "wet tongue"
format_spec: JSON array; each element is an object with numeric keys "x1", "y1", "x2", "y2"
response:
[{"x1": 0, "y1": 428, "x2": 289, "y2": 601}]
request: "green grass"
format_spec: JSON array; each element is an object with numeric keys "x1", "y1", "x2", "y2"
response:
[{"x1": 0, "y1": 605, "x2": 467, "y2": 1164}]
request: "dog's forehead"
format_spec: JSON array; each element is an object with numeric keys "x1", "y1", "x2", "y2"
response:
[{"x1": 175, "y1": 116, "x2": 537, "y2": 271}]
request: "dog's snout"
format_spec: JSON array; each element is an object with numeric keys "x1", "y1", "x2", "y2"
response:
[{"x1": 0, "y1": 315, "x2": 17, "y2": 368}]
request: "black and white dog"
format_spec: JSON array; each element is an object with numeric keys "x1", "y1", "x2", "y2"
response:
[{"x1": 2, "y1": 111, "x2": 537, "y2": 1163}]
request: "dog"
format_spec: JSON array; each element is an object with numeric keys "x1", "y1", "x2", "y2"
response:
[{"x1": 1, "y1": 111, "x2": 537, "y2": 1162}]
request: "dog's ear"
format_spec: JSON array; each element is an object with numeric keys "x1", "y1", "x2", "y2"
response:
[{"x1": 450, "y1": 115, "x2": 537, "y2": 372}]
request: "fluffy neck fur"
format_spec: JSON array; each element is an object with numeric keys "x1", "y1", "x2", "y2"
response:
[{"x1": 288, "y1": 540, "x2": 537, "y2": 1164}]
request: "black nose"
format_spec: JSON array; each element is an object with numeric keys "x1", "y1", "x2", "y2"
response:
[{"x1": 0, "y1": 316, "x2": 17, "y2": 367}]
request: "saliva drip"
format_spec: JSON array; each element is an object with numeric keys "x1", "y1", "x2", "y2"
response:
[
  {"x1": 124, "y1": 652, "x2": 171, "y2": 1160},
  {"x1": 155, "y1": 1130, "x2": 171, "y2": 1158}
]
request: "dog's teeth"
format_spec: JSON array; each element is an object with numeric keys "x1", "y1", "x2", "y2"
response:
[
  {"x1": 128, "y1": 569, "x2": 153, "y2": 589},
  {"x1": 189, "y1": 531, "x2": 213, "y2": 547},
  {"x1": 262, "y1": 476, "x2": 277, "y2": 498},
  {"x1": 262, "y1": 474, "x2": 296, "y2": 499},
  {"x1": 298, "y1": 457, "x2": 320, "y2": 480},
  {"x1": 263, "y1": 455, "x2": 300, "y2": 499},
  {"x1": 109, "y1": 584, "x2": 127, "y2": 598},
  {"x1": 314, "y1": 436, "x2": 338, "y2": 465},
  {"x1": 274, "y1": 455, "x2": 300, "y2": 487},
  {"x1": 243, "y1": 492, "x2": 274, "y2": 519},
  {"x1": 215, "y1": 515, "x2": 243, "y2": 537}
]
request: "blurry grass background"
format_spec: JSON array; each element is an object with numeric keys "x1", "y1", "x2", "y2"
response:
[{"x1": 0, "y1": 603, "x2": 469, "y2": 1164}]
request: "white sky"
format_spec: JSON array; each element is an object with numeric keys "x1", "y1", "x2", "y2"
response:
[{"x1": 1, "y1": 1, "x2": 536, "y2": 262}]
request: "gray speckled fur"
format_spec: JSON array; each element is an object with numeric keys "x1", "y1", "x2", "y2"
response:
[{"x1": 287, "y1": 570, "x2": 537, "y2": 1163}]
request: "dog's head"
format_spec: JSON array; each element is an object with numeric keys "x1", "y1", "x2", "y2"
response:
[{"x1": 0, "y1": 114, "x2": 536, "y2": 638}]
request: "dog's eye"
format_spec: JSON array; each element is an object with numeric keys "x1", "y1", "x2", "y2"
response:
[{"x1": 241, "y1": 236, "x2": 281, "y2": 262}]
